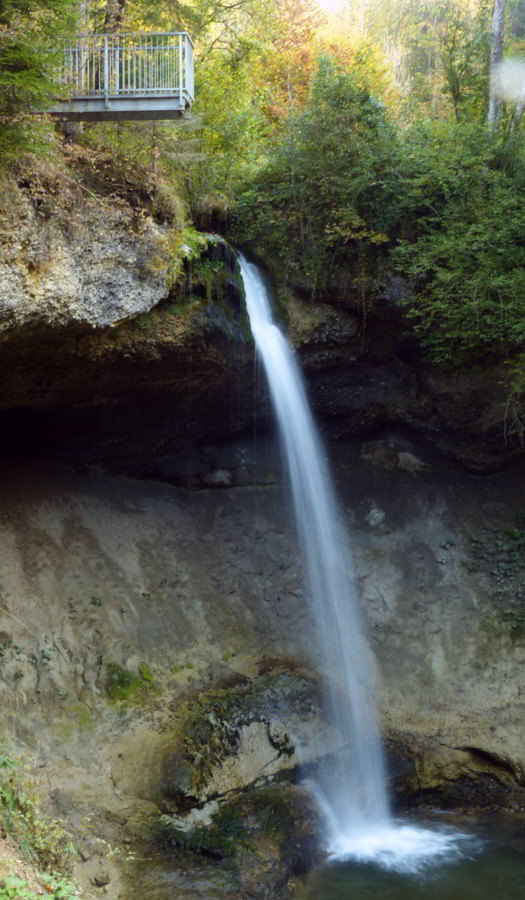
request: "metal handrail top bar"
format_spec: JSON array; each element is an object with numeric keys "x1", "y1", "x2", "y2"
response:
[{"x1": 69, "y1": 31, "x2": 194, "y2": 47}]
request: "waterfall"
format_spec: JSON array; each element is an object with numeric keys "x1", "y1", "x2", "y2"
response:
[
  {"x1": 239, "y1": 254, "x2": 390, "y2": 840},
  {"x1": 239, "y1": 253, "x2": 477, "y2": 870}
]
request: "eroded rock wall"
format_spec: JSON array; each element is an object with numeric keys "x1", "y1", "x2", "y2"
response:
[
  {"x1": 0, "y1": 176, "x2": 520, "y2": 472},
  {"x1": 0, "y1": 441, "x2": 524, "y2": 785},
  {"x1": 1, "y1": 181, "x2": 524, "y2": 896}
]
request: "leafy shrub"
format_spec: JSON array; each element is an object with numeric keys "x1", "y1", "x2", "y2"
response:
[
  {"x1": 233, "y1": 55, "x2": 401, "y2": 295},
  {"x1": 0, "y1": 874, "x2": 83, "y2": 900},
  {"x1": 394, "y1": 122, "x2": 525, "y2": 369},
  {"x1": 0, "y1": 0, "x2": 76, "y2": 165},
  {"x1": 0, "y1": 753, "x2": 75, "y2": 872}
]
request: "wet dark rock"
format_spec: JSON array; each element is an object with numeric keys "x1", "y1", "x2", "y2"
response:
[
  {"x1": 286, "y1": 284, "x2": 519, "y2": 472},
  {"x1": 158, "y1": 669, "x2": 331, "y2": 810},
  {"x1": 401, "y1": 774, "x2": 525, "y2": 814},
  {"x1": 161, "y1": 752, "x2": 198, "y2": 806},
  {"x1": 155, "y1": 784, "x2": 323, "y2": 900}
]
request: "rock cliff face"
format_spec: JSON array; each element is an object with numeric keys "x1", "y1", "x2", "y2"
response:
[
  {"x1": 0, "y1": 443, "x2": 525, "y2": 898},
  {"x1": 0, "y1": 179, "x2": 168, "y2": 332},
  {"x1": 0, "y1": 177, "x2": 520, "y2": 472},
  {"x1": 1, "y1": 183, "x2": 525, "y2": 898},
  {"x1": 286, "y1": 291, "x2": 517, "y2": 473},
  {"x1": 0, "y1": 178, "x2": 257, "y2": 465}
]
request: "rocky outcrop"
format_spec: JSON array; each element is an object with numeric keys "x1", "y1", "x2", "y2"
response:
[
  {"x1": 287, "y1": 288, "x2": 518, "y2": 472},
  {"x1": 0, "y1": 438, "x2": 525, "y2": 896},
  {"x1": 0, "y1": 181, "x2": 169, "y2": 332},
  {"x1": 0, "y1": 173, "x2": 520, "y2": 472},
  {"x1": 158, "y1": 669, "x2": 332, "y2": 810},
  {"x1": 0, "y1": 178, "x2": 256, "y2": 464}
]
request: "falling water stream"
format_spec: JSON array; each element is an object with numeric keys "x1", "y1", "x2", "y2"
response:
[
  {"x1": 238, "y1": 253, "x2": 477, "y2": 874},
  {"x1": 124, "y1": 256, "x2": 525, "y2": 900}
]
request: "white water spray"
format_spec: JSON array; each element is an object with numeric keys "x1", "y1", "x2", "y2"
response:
[
  {"x1": 239, "y1": 254, "x2": 476, "y2": 871},
  {"x1": 240, "y1": 254, "x2": 388, "y2": 831}
]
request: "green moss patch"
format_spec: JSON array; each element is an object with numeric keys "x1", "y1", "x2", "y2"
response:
[
  {"x1": 105, "y1": 661, "x2": 158, "y2": 703},
  {"x1": 171, "y1": 667, "x2": 320, "y2": 796}
]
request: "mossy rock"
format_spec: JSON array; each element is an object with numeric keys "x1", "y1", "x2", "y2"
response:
[
  {"x1": 156, "y1": 801, "x2": 250, "y2": 859},
  {"x1": 105, "y1": 662, "x2": 157, "y2": 704},
  {"x1": 156, "y1": 783, "x2": 323, "y2": 898},
  {"x1": 165, "y1": 667, "x2": 322, "y2": 801}
]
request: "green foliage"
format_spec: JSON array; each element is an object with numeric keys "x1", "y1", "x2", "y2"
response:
[
  {"x1": 233, "y1": 55, "x2": 399, "y2": 295},
  {"x1": 0, "y1": 0, "x2": 76, "y2": 165},
  {"x1": 364, "y1": 0, "x2": 492, "y2": 123},
  {"x1": 230, "y1": 43, "x2": 525, "y2": 401},
  {"x1": 0, "y1": 753, "x2": 76, "y2": 873},
  {"x1": 393, "y1": 122, "x2": 525, "y2": 370},
  {"x1": 184, "y1": 45, "x2": 271, "y2": 217},
  {"x1": 0, "y1": 874, "x2": 83, "y2": 900}
]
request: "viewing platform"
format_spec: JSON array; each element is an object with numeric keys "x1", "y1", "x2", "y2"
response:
[{"x1": 47, "y1": 32, "x2": 194, "y2": 122}]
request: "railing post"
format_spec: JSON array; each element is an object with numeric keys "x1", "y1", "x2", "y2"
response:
[
  {"x1": 186, "y1": 34, "x2": 194, "y2": 100},
  {"x1": 104, "y1": 34, "x2": 109, "y2": 106},
  {"x1": 179, "y1": 33, "x2": 183, "y2": 107},
  {"x1": 115, "y1": 39, "x2": 120, "y2": 94}
]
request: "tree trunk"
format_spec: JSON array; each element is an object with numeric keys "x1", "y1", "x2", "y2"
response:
[
  {"x1": 488, "y1": 0, "x2": 505, "y2": 129},
  {"x1": 104, "y1": 0, "x2": 127, "y2": 32}
]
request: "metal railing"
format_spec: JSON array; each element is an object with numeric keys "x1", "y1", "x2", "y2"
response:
[{"x1": 55, "y1": 32, "x2": 194, "y2": 102}]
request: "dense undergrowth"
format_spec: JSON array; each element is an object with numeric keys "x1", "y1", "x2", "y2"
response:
[
  {"x1": 231, "y1": 58, "x2": 525, "y2": 395},
  {"x1": 0, "y1": 752, "x2": 85, "y2": 900}
]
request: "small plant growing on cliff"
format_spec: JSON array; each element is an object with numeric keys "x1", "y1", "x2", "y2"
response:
[
  {"x1": 105, "y1": 663, "x2": 141, "y2": 701},
  {"x1": 0, "y1": 752, "x2": 76, "y2": 873},
  {"x1": 0, "y1": 874, "x2": 83, "y2": 900},
  {"x1": 138, "y1": 662, "x2": 153, "y2": 683},
  {"x1": 105, "y1": 661, "x2": 159, "y2": 703}
]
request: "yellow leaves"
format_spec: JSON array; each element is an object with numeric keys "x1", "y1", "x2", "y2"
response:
[{"x1": 324, "y1": 212, "x2": 389, "y2": 245}]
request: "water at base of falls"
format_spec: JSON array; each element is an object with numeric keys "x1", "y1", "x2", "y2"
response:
[
  {"x1": 327, "y1": 820, "x2": 478, "y2": 873},
  {"x1": 239, "y1": 254, "x2": 474, "y2": 873},
  {"x1": 301, "y1": 819, "x2": 525, "y2": 900},
  {"x1": 311, "y1": 778, "x2": 477, "y2": 873}
]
